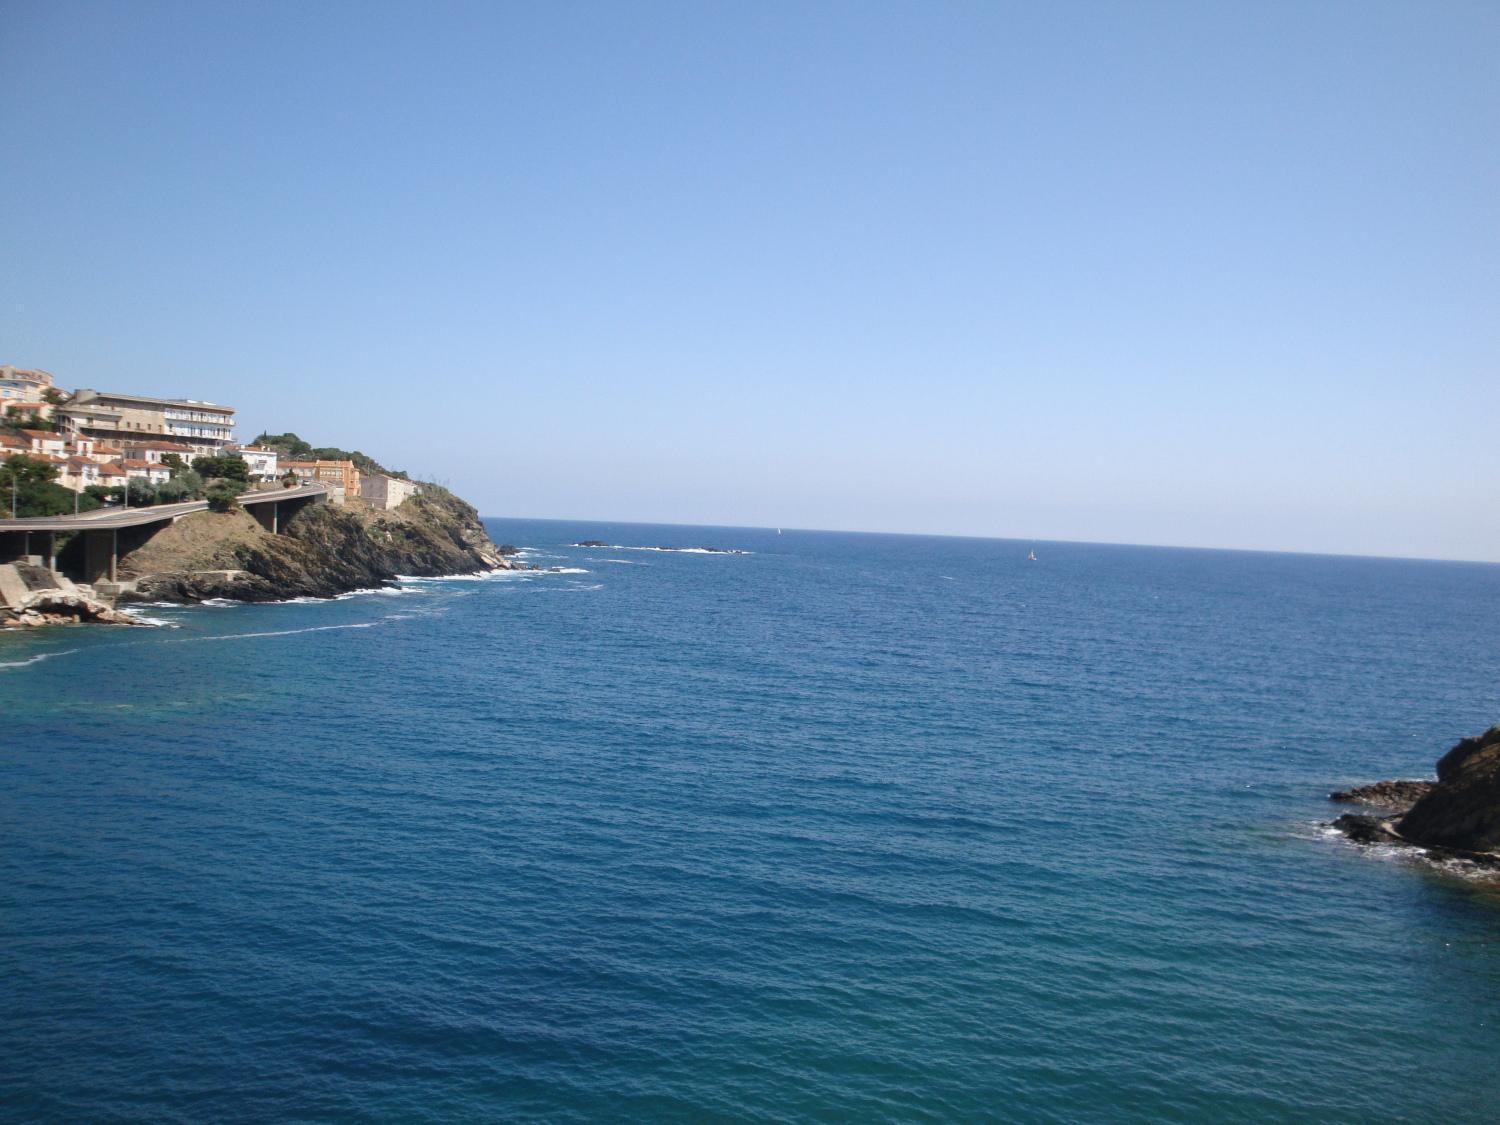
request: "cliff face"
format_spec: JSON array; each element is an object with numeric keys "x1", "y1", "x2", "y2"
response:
[
  {"x1": 1331, "y1": 725, "x2": 1500, "y2": 861},
  {"x1": 120, "y1": 488, "x2": 513, "y2": 603},
  {"x1": 1394, "y1": 727, "x2": 1500, "y2": 853}
]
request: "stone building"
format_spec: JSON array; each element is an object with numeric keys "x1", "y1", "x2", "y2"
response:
[{"x1": 360, "y1": 473, "x2": 419, "y2": 511}]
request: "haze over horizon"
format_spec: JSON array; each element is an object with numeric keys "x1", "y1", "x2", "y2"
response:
[{"x1": 2, "y1": 1, "x2": 1495, "y2": 561}]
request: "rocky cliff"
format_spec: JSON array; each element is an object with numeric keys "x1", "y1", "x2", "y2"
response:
[
  {"x1": 1331, "y1": 725, "x2": 1500, "y2": 865},
  {"x1": 118, "y1": 487, "x2": 514, "y2": 604}
]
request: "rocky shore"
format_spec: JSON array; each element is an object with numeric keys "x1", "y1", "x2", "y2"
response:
[
  {"x1": 1330, "y1": 725, "x2": 1500, "y2": 869},
  {"x1": 0, "y1": 562, "x2": 141, "y2": 628}
]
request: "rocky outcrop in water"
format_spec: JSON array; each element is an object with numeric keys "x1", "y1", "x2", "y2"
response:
[
  {"x1": 1331, "y1": 725, "x2": 1500, "y2": 865},
  {"x1": 0, "y1": 561, "x2": 142, "y2": 627},
  {"x1": 1396, "y1": 727, "x2": 1500, "y2": 853},
  {"x1": 119, "y1": 486, "x2": 513, "y2": 604},
  {"x1": 1329, "y1": 780, "x2": 1436, "y2": 808}
]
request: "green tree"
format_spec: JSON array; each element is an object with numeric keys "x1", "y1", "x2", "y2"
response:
[
  {"x1": 3, "y1": 406, "x2": 56, "y2": 432},
  {"x1": 254, "y1": 431, "x2": 314, "y2": 459},
  {"x1": 0, "y1": 455, "x2": 100, "y2": 517},
  {"x1": 156, "y1": 476, "x2": 194, "y2": 503},
  {"x1": 0, "y1": 454, "x2": 54, "y2": 490},
  {"x1": 124, "y1": 478, "x2": 157, "y2": 507},
  {"x1": 205, "y1": 482, "x2": 241, "y2": 512},
  {"x1": 191, "y1": 453, "x2": 250, "y2": 484}
]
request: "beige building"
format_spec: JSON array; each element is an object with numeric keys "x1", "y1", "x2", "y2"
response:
[
  {"x1": 360, "y1": 473, "x2": 419, "y2": 510},
  {"x1": 283, "y1": 459, "x2": 360, "y2": 503},
  {"x1": 0, "y1": 366, "x2": 54, "y2": 405},
  {"x1": 59, "y1": 389, "x2": 235, "y2": 455}
]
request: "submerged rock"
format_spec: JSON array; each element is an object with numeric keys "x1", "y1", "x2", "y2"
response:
[
  {"x1": 1329, "y1": 780, "x2": 1435, "y2": 808},
  {"x1": 1331, "y1": 813, "x2": 1404, "y2": 846}
]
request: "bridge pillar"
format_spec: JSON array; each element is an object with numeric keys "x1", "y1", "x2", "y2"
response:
[{"x1": 248, "y1": 500, "x2": 277, "y2": 533}]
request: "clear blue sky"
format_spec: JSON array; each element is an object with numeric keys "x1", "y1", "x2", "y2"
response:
[{"x1": 2, "y1": 1, "x2": 1495, "y2": 559}]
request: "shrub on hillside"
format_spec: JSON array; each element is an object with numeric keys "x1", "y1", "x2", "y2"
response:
[{"x1": 205, "y1": 482, "x2": 241, "y2": 512}]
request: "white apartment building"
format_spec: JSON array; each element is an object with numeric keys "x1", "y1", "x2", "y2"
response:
[
  {"x1": 235, "y1": 446, "x2": 280, "y2": 479},
  {"x1": 60, "y1": 389, "x2": 235, "y2": 454}
]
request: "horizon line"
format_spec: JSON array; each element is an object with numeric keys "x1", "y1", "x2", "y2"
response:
[{"x1": 475, "y1": 512, "x2": 1500, "y2": 568}]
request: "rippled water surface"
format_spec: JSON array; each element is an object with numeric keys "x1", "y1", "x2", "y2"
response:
[{"x1": 4, "y1": 521, "x2": 1500, "y2": 1122}]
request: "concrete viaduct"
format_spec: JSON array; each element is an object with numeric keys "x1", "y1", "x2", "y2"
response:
[{"x1": 0, "y1": 483, "x2": 328, "y2": 584}]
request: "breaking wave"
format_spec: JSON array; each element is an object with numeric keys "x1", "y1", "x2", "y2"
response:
[
  {"x1": 572, "y1": 544, "x2": 749, "y2": 555},
  {"x1": 0, "y1": 648, "x2": 79, "y2": 670}
]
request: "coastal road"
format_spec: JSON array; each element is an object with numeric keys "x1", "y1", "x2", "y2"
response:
[{"x1": 0, "y1": 483, "x2": 329, "y2": 533}]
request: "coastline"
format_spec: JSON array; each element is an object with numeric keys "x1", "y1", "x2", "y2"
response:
[{"x1": 2, "y1": 484, "x2": 516, "y2": 628}]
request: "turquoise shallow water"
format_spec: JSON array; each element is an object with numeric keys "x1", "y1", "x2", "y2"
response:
[{"x1": 3, "y1": 520, "x2": 1500, "y2": 1122}]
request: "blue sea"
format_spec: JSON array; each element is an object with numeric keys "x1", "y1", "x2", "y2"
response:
[{"x1": 3, "y1": 520, "x2": 1500, "y2": 1122}]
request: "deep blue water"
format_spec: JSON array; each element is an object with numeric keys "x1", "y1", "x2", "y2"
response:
[{"x1": 3, "y1": 520, "x2": 1500, "y2": 1122}]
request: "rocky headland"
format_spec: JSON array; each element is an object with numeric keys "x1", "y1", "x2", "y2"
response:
[
  {"x1": 1331, "y1": 725, "x2": 1500, "y2": 869},
  {"x1": 116, "y1": 485, "x2": 514, "y2": 604}
]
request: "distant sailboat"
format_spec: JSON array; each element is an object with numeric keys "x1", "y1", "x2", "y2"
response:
[{"x1": 1027, "y1": 550, "x2": 1037, "y2": 561}]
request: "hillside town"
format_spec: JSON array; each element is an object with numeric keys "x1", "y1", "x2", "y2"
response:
[{"x1": 0, "y1": 364, "x2": 419, "y2": 515}]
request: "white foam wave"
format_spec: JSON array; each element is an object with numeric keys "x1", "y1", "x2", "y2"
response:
[
  {"x1": 571, "y1": 543, "x2": 749, "y2": 555},
  {"x1": 127, "y1": 614, "x2": 181, "y2": 628},
  {"x1": 629, "y1": 546, "x2": 744, "y2": 555},
  {"x1": 333, "y1": 585, "x2": 423, "y2": 599},
  {"x1": 185, "y1": 622, "x2": 380, "y2": 642},
  {"x1": 395, "y1": 569, "x2": 516, "y2": 583},
  {"x1": 198, "y1": 598, "x2": 242, "y2": 607},
  {"x1": 0, "y1": 648, "x2": 79, "y2": 670}
]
